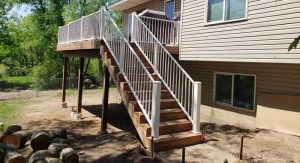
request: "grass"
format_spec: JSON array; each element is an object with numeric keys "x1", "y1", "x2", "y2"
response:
[
  {"x1": 0, "y1": 100, "x2": 27, "y2": 132},
  {"x1": 0, "y1": 76, "x2": 35, "y2": 90}
]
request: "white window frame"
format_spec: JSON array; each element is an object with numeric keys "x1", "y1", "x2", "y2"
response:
[
  {"x1": 213, "y1": 72, "x2": 256, "y2": 112},
  {"x1": 204, "y1": 0, "x2": 248, "y2": 26},
  {"x1": 164, "y1": 0, "x2": 176, "y2": 20}
]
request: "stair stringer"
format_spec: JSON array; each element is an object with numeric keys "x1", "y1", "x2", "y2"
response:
[{"x1": 100, "y1": 43, "x2": 153, "y2": 150}]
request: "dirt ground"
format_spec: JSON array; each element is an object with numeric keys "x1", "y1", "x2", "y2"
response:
[{"x1": 1, "y1": 89, "x2": 300, "y2": 163}]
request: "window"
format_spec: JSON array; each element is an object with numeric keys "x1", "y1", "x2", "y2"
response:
[
  {"x1": 214, "y1": 72, "x2": 256, "y2": 111},
  {"x1": 207, "y1": 0, "x2": 247, "y2": 23},
  {"x1": 165, "y1": 0, "x2": 175, "y2": 20}
]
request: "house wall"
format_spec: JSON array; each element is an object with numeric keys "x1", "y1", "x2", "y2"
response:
[
  {"x1": 178, "y1": 60, "x2": 300, "y2": 134},
  {"x1": 180, "y1": 0, "x2": 300, "y2": 63},
  {"x1": 122, "y1": 0, "x2": 181, "y2": 36}
]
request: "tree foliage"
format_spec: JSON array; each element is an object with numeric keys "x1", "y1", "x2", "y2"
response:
[{"x1": 0, "y1": 0, "x2": 117, "y2": 89}]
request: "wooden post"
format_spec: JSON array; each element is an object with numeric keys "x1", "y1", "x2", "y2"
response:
[
  {"x1": 240, "y1": 135, "x2": 245, "y2": 160},
  {"x1": 182, "y1": 148, "x2": 186, "y2": 163},
  {"x1": 61, "y1": 57, "x2": 68, "y2": 108},
  {"x1": 101, "y1": 66, "x2": 109, "y2": 133},
  {"x1": 77, "y1": 57, "x2": 84, "y2": 114}
]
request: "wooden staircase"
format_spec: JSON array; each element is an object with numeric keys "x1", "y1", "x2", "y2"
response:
[{"x1": 101, "y1": 41, "x2": 204, "y2": 152}]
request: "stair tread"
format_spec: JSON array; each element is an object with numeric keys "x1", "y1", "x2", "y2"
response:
[
  {"x1": 125, "y1": 89, "x2": 169, "y2": 93},
  {"x1": 141, "y1": 119, "x2": 190, "y2": 128},
  {"x1": 136, "y1": 108, "x2": 182, "y2": 114},
  {"x1": 154, "y1": 131, "x2": 202, "y2": 141},
  {"x1": 130, "y1": 98, "x2": 176, "y2": 103}
]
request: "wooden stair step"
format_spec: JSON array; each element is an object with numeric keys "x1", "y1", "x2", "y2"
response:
[
  {"x1": 152, "y1": 131, "x2": 204, "y2": 152},
  {"x1": 125, "y1": 66, "x2": 154, "y2": 74},
  {"x1": 136, "y1": 108, "x2": 187, "y2": 124},
  {"x1": 124, "y1": 90, "x2": 172, "y2": 101},
  {"x1": 130, "y1": 99, "x2": 179, "y2": 112},
  {"x1": 142, "y1": 119, "x2": 192, "y2": 137},
  {"x1": 119, "y1": 82, "x2": 168, "y2": 92}
]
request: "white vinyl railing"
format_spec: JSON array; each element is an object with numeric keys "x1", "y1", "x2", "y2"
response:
[
  {"x1": 100, "y1": 9, "x2": 161, "y2": 139},
  {"x1": 131, "y1": 12, "x2": 201, "y2": 133},
  {"x1": 58, "y1": 11, "x2": 101, "y2": 44},
  {"x1": 58, "y1": 8, "x2": 162, "y2": 139},
  {"x1": 139, "y1": 16, "x2": 180, "y2": 47}
]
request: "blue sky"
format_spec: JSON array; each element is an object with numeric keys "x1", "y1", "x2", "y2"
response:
[{"x1": 9, "y1": 4, "x2": 32, "y2": 17}]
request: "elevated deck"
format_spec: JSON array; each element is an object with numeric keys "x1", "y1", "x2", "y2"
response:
[{"x1": 57, "y1": 8, "x2": 203, "y2": 153}]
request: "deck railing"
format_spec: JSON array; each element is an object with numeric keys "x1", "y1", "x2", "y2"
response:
[
  {"x1": 58, "y1": 8, "x2": 162, "y2": 139},
  {"x1": 131, "y1": 12, "x2": 201, "y2": 133},
  {"x1": 139, "y1": 16, "x2": 180, "y2": 47},
  {"x1": 58, "y1": 11, "x2": 101, "y2": 44}
]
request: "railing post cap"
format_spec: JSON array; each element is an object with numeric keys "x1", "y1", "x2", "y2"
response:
[
  {"x1": 153, "y1": 81, "x2": 161, "y2": 84},
  {"x1": 194, "y1": 81, "x2": 202, "y2": 85}
]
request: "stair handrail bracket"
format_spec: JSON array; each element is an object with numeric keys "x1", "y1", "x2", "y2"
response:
[
  {"x1": 100, "y1": 8, "x2": 162, "y2": 139},
  {"x1": 131, "y1": 12, "x2": 202, "y2": 133}
]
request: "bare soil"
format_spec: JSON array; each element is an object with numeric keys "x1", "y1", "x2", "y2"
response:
[{"x1": 1, "y1": 89, "x2": 300, "y2": 163}]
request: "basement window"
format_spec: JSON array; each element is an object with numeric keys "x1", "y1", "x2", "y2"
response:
[
  {"x1": 206, "y1": 0, "x2": 247, "y2": 24},
  {"x1": 213, "y1": 72, "x2": 256, "y2": 111}
]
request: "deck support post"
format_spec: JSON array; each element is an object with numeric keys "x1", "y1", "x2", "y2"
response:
[
  {"x1": 61, "y1": 57, "x2": 69, "y2": 108},
  {"x1": 77, "y1": 57, "x2": 85, "y2": 114},
  {"x1": 192, "y1": 82, "x2": 202, "y2": 133},
  {"x1": 101, "y1": 66, "x2": 110, "y2": 133}
]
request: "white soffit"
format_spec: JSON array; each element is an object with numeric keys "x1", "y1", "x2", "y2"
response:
[{"x1": 109, "y1": 0, "x2": 153, "y2": 11}]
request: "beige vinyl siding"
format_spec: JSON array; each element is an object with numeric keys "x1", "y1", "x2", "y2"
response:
[
  {"x1": 122, "y1": 0, "x2": 181, "y2": 36},
  {"x1": 178, "y1": 61, "x2": 300, "y2": 116},
  {"x1": 180, "y1": 0, "x2": 300, "y2": 63}
]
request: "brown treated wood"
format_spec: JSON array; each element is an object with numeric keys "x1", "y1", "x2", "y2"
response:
[
  {"x1": 30, "y1": 131, "x2": 50, "y2": 151},
  {"x1": 57, "y1": 39, "x2": 101, "y2": 51},
  {"x1": 77, "y1": 57, "x2": 84, "y2": 113},
  {"x1": 62, "y1": 57, "x2": 68, "y2": 104},
  {"x1": 62, "y1": 49, "x2": 101, "y2": 58},
  {"x1": 59, "y1": 148, "x2": 79, "y2": 163},
  {"x1": 152, "y1": 131, "x2": 204, "y2": 152},
  {"x1": 142, "y1": 119, "x2": 192, "y2": 137},
  {"x1": 3, "y1": 131, "x2": 31, "y2": 149},
  {"x1": 101, "y1": 66, "x2": 110, "y2": 133},
  {"x1": 164, "y1": 46, "x2": 179, "y2": 55},
  {"x1": 100, "y1": 41, "x2": 204, "y2": 152}
]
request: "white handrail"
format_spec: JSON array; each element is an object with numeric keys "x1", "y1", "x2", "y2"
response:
[
  {"x1": 139, "y1": 16, "x2": 180, "y2": 47},
  {"x1": 100, "y1": 9, "x2": 161, "y2": 139},
  {"x1": 57, "y1": 8, "x2": 162, "y2": 139},
  {"x1": 131, "y1": 12, "x2": 201, "y2": 133}
]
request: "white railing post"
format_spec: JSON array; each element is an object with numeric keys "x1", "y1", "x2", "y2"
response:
[
  {"x1": 130, "y1": 12, "x2": 137, "y2": 42},
  {"x1": 99, "y1": 8, "x2": 105, "y2": 38},
  {"x1": 192, "y1": 82, "x2": 202, "y2": 133},
  {"x1": 151, "y1": 81, "x2": 161, "y2": 140},
  {"x1": 153, "y1": 43, "x2": 159, "y2": 70},
  {"x1": 99, "y1": 10, "x2": 103, "y2": 39},
  {"x1": 120, "y1": 38, "x2": 125, "y2": 70},
  {"x1": 67, "y1": 25, "x2": 70, "y2": 42},
  {"x1": 80, "y1": 17, "x2": 83, "y2": 41}
]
